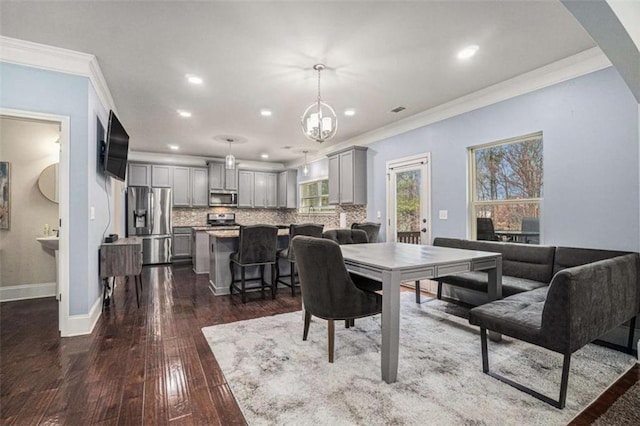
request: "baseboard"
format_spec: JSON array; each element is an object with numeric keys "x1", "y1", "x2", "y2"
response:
[
  {"x1": 0, "y1": 282, "x2": 56, "y2": 302},
  {"x1": 209, "y1": 279, "x2": 230, "y2": 296},
  {"x1": 62, "y1": 297, "x2": 102, "y2": 337}
]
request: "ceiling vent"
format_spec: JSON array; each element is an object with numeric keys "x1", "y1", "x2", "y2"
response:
[{"x1": 391, "y1": 106, "x2": 406, "y2": 113}]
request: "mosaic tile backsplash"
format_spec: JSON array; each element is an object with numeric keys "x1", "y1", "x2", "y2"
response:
[{"x1": 173, "y1": 205, "x2": 368, "y2": 230}]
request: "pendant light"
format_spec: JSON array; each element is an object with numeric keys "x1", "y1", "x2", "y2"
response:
[
  {"x1": 301, "y1": 64, "x2": 338, "y2": 143},
  {"x1": 225, "y1": 139, "x2": 235, "y2": 169},
  {"x1": 302, "y1": 150, "x2": 309, "y2": 176}
]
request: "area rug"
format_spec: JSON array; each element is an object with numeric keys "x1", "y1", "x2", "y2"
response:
[{"x1": 202, "y1": 294, "x2": 636, "y2": 425}]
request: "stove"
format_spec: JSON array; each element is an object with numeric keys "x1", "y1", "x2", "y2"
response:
[{"x1": 207, "y1": 213, "x2": 239, "y2": 227}]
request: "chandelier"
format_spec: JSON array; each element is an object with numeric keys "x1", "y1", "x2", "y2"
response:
[
  {"x1": 225, "y1": 139, "x2": 235, "y2": 169},
  {"x1": 301, "y1": 64, "x2": 337, "y2": 143}
]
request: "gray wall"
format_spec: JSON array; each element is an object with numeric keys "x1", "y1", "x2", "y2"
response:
[{"x1": 366, "y1": 67, "x2": 639, "y2": 251}]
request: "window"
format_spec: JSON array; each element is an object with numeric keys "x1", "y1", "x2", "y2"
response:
[
  {"x1": 469, "y1": 132, "x2": 543, "y2": 244},
  {"x1": 299, "y1": 178, "x2": 334, "y2": 214}
]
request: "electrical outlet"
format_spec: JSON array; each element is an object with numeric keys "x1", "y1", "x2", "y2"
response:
[
  {"x1": 377, "y1": 211, "x2": 382, "y2": 219},
  {"x1": 439, "y1": 210, "x2": 448, "y2": 220}
]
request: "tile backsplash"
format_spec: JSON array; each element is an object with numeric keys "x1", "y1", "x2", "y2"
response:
[{"x1": 173, "y1": 205, "x2": 368, "y2": 229}]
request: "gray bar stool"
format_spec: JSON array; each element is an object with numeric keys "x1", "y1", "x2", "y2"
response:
[
  {"x1": 230, "y1": 225, "x2": 278, "y2": 303},
  {"x1": 276, "y1": 223, "x2": 324, "y2": 297}
]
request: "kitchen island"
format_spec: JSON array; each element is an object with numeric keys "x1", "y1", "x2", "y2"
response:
[{"x1": 208, "y1": 228, "x2": 291, "y2": 296}]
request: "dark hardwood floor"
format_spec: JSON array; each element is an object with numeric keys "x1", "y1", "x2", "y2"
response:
[
  {"x1": 1, "y1": 264, "x2": 637, "y2": 425},
  {"x1": 1, "y1": 264, "x2": 301, "y2": 425}
]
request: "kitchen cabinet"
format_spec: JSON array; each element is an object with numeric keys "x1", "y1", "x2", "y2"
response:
[
  {"x1": 173, "y1": 166, "x2": 208, "y2": 207},
  {"x1": 172, "y1": 227, "x2": 192, "y2": 260},
  {"x1": 327, "y1": 146, "x2": 367, "y2": 205},
  {"x1": 237, "y1": 170, "x2": 278, "y2": 208},
  {"x1": 278, "y1": 170, "x2": 297, "y2": 209},
  {"x1": 151, "y1": 165, "x2": 173, "y2": 188},
  {"x1": 128, "y1": 163, "x2": 151, "y2": 187},
  {"x1": 208, "y1": 162, "x2": 238, "y2": 191}
]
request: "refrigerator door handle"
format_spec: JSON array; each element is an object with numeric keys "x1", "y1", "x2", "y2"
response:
[{"x1": 149, "y1": 191, "x2": 155, "y2": 232}]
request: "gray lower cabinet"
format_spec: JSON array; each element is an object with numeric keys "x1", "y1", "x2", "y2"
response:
[
  {"x1": 237, "y1": 170, "x2": 278, "y2": 208},
  {"x1": 327, "y1": 146, "x2": 367, "y2": 205},
  {"x1": 172, "y1": 227, "x2": 192, "y2": 260},
  {"x1": 278, "y1": 170, "x2": 297, "y2": 209}
]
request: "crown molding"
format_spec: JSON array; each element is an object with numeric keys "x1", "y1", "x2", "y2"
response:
[
  {"x1": 285, "y1": 47, "x2": 612, "y2": 168},
  {"x1": 129, "y1": 150, "x2": 286, "y2": 171},
  {"x1": 0, "y1": 36, "x2": 116, "y2": 113}
]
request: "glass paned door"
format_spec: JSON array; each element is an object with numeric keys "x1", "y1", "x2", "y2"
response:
[{"x1": 387, "y1": 155, "x2": 430, "y2": 245}]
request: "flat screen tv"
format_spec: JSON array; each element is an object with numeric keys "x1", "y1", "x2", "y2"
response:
[{"x1": 103, "y1": 110, "x2": 129, "y2": 181}]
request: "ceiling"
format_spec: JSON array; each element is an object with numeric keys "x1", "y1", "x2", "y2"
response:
[{"x1": 0, "y1": 1, "x2": 596, "y2": 164}]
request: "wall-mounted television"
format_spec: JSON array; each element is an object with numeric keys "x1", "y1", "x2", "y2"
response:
[{"x1": 103, "y1": 110, "x2": 129, "y2": 181}]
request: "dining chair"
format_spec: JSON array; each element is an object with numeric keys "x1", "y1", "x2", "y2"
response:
[
  {"x1": 521, "y1": 217, "x2": 540, "y2": 244},
  {"x1": 350, "y1": 222, "x2": 382, "y2": 243},
  {"x1": 292, "y1": 236, "x2": 383, "y2": 363},
  {"x1": 275, "y1": 223, "x2": 324, "y2": 297},
  {"x1": 229, "y1": 225, "x2": 279, "y2": 303},
  {"x1": 476, "y1": 218, "x2": 499, "y2": 241}
]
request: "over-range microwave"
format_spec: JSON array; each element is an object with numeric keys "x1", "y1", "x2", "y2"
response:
[{"x1": 209, "y1": 190, "x2": 238, "y2": 207}]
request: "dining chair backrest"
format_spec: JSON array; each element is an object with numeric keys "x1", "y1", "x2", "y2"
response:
[
  {"x1": 286, "y1": 223, "x2": 324, "y2": 261},
  {"x1": 322, "y1": 229, "x2": 368, "y2": 245},
  {"x1": 521, "y1": 217, "x2": 539, "y2": 233},
  {"x1": 476, "y1": 218, "x2": 498, "y2": 241},
  {"x1": 351, "y1": 222, "x2": 381, "y2": 243}
]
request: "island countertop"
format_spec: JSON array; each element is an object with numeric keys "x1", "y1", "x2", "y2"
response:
[{"x1": 207, "y1": 228, "x2": 290, "y2": 239}]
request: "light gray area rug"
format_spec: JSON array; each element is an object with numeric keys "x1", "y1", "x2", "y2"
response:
[{"x1": 202, "y1": 294, "x2": 636, "y2": 425}]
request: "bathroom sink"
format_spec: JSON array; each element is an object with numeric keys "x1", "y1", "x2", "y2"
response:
[{"x1": 36, "y1": 236, "x2": 59, "y2": 251}]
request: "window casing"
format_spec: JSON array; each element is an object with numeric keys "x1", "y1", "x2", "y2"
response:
[
  {"x1": 469, "y1": 132, "x2": 543, "y2": 243},
  {"x1": 298, "y1": 178, "x2": 334, "y2": 214}
]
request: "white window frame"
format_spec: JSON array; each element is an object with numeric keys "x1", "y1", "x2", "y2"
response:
[
  {"x1": 468, "y1": 132, "x2": 543, "y2": 240},
  {"x1": 298, "y1": 177, "x2": 335, "y2": 214}
]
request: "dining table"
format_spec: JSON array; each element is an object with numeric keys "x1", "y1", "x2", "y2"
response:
[{"x1": 339, "y1": 242, "x2": 503, "y2": 384}]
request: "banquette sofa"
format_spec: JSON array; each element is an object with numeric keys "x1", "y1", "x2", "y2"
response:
[{"x1": 432, "y1": 237, "x2": 640, "y2": 408}]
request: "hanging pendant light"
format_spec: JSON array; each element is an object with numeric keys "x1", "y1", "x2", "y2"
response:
[
  {"x1": 302, "y1": 150, "x2": 309, "y2": 176},
  {"x1": 301, "y1": 64, "x2": 338, "y2": 143},
  {"x1": 225, "y1": 139, "x2": 235, "y2": 169}
]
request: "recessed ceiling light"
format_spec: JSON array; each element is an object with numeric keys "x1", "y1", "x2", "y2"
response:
[
  {"x1": 261, "y1": 153, "x2": 269, "y2": 159},
  {"x1": 457, "y1": 45, "x2": 479, "y2": 60},
  {"x1": 177, "y1": 110, "x2": 192, "y2": 118},
  {"x1": 260, "y1": 109, "x2": 272, "y2": 117},
  {"x1": 185, "y1": 74, "x2": 203, "y2": 84},
  {"x1": 168, "y1": 145, "x2": 179, "y2": 150},
  {"x1": 344, "y1": 109, "x2": 356, "y2": 117}
]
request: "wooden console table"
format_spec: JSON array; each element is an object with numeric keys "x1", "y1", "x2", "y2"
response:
[{"x1": 99, "y1": 237, "x2": 143, "y2": 308}]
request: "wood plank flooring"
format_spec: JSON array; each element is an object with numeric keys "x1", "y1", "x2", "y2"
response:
[
  {"x1": 1, "y1": 264, "x2": 637, "y2": 425},
  {"x1": 1, "y1": 264, "x2": 300, "y2": 425}
]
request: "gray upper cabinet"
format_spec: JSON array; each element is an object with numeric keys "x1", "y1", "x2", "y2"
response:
[
  {"x1": 151, "y1": 165, "x2": 173, "y2": 188},
  {"x1": 191, "y1": 168, "x2": 209, "y2": 206},
  {"x1": 173, "y1": 166, "x2": 208, "y2": 207},
  {"x1": 172, "y1": 167, "x2": 191, "y2": 206},
  {"x1": 237, "y1": 170, "x2": 254, "y2": 208},
  {"x1": 327, "y1": 146, "x2": 367, "y2": 205},
  {"x1": 208, "y1": 162, "x2": 238, "y2": 191},
  {"x1": 128, "y1": 163, "x2": 151, "y2": 187},
  {"x1": 265, "y1": 173, "x2": 277, "y2": 208},
  {"x1": 278, "y1": 170, "x2": 297, "y2": 209}
]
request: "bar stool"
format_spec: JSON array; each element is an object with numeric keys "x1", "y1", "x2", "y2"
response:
[
  {"x1": 351, "y1": 222, "x2": 382, "y2": 243},
  {"x1": 230, "y1": 225, "x2": 279, "y2": 303},
  {"x1": 276, "y1": 223, "x2": 324, "y2": 296}
]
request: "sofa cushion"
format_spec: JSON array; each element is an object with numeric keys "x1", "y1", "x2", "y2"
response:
[
  {"x1": 439, "y1": 272, "x2": 548, "y2": 297},
  {"x1": 552, "y1": 246, "x2": 631, "y2": 276},
  {"x1": 433, "y1": 237, "x2": 555, "y2": 284},
  {"x1": 468, "y1": 286, "x2": 549, "y2": 347}
]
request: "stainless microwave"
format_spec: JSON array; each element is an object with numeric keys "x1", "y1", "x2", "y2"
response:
[{"x1": 209, "y1": 190, "x2": 238, "y2": 206}]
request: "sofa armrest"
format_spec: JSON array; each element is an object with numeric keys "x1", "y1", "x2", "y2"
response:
[{"x1": 542, "y1": 253, "x2": 640, "y2": 353}]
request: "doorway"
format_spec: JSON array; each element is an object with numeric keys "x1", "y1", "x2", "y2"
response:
[
  {"x1": 386, "y1": 153, "x2": 431, "y2": 245},
  {"x1": 0, "y1": 109, "x2": 69, "y2": 335}
]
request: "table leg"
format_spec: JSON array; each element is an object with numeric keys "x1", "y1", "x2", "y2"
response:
[
  {"x1": 381, "y1": 270, "x2": 401, "y2": 383},
  {"x1": 487, "y1": 256, "x2": 503, "y2": 342}
]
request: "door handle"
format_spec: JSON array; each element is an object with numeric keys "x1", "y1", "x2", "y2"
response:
[{"x1": 421, "y1": 228, "x2": 427, "y2": 233}]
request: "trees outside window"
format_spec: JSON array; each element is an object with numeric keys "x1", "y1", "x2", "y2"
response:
[{"x1": 470, "y1": 133, "x2": 543, "y2": 243}]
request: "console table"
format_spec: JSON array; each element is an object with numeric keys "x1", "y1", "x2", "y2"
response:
[{"x1": 99, "y1": 237, "x2": 143, "y2": 308}]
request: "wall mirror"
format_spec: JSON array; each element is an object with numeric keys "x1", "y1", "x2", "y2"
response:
[{"x1": 38, "y1": 163, "x2": 59, "y2": 203}]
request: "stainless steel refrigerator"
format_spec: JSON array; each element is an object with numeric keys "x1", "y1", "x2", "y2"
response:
[{"x1": 127, "y1": 186, "x2": 172, "y2": 265}]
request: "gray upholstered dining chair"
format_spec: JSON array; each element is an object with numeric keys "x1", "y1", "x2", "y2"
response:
[
  {"x1": 477, "y1": 218, "x2": 499, "y2": 241},
  {"x1": 229, "y1": 225, "x2": 278, "y2": 303},
  {"x1": 292, "y1": 236, "x2": 383, "y2": 363},
  {"x1": 351, "y1": 222, "x2": 382, "y2": 243},
  {"x1": 521, "y1": 217, "x2": 540, "y2": 244},
  {"x1": 276, "y1": 223, "x2": 324, "y2": 297}
]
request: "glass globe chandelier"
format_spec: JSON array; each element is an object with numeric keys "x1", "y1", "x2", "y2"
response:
[{"x1": 301, "y1": 64, "x2": 337, "y2": 143}]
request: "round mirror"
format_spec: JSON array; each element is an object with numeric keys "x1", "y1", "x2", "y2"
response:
[{"x1": 38, "y1": 163, "x2": 59, "y2": 203}]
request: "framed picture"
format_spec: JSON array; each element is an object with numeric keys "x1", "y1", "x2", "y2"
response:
[{"x1": 0, "y1": 162, "x2": 10, "y2": 230}]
